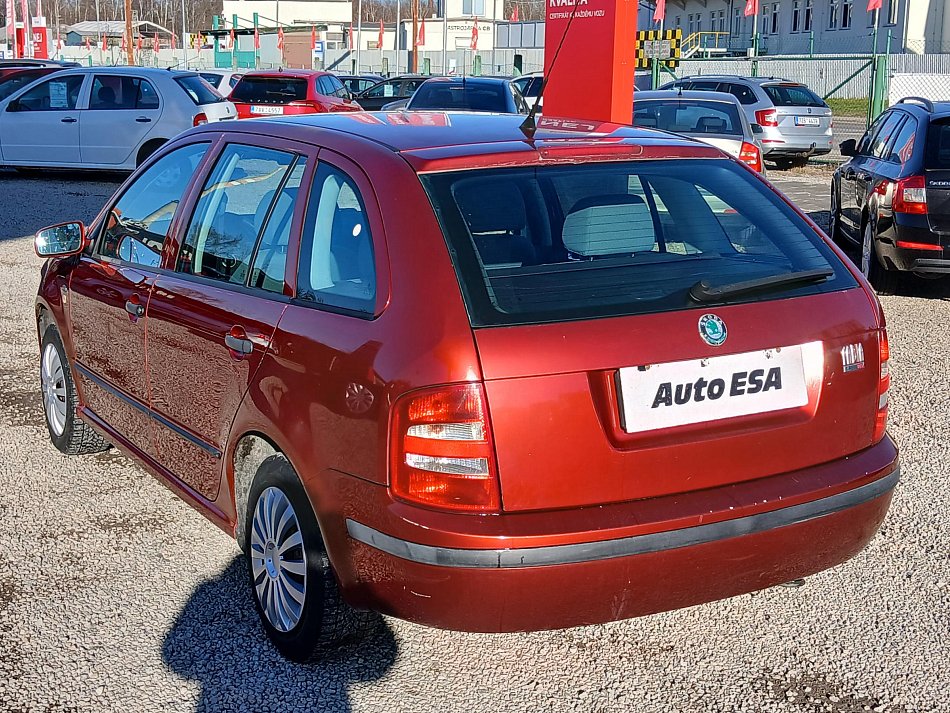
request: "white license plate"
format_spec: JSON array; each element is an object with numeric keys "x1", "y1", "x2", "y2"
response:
[
  {"x1": 617, "y1": 344, "x2": 814, "y2": 434},
  {"x1": 795, "y1": 116, "x2": 820, "y2": 126},
  {"x1": 251, "y1": 105, "x2": 284, "y2": 115}
]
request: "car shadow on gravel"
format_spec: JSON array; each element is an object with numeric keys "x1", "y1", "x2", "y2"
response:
[{"x1": 162, "y1": 557, "x2": 397, "y2": 712}]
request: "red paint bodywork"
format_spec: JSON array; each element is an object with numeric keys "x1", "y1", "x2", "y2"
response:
[
  {"x1": 35, "y1": 114, "x2": 899, "y2": 633},
  {"x1": 230, "y1": 69, "x2": 364, "y2": 119}
]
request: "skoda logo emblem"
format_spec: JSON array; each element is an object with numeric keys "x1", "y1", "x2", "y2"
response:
[{"x1": 698, "y1": 314, "x2": 727, "y2": 347}]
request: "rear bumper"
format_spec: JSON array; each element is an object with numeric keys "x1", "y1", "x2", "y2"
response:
[
  {"x1": 761, "y1": 129, "x2": 833, "y2": 157},
  {"x1": 324, "y1": 438, "x2": 899, "y2": 632},
  {"x1": 877, "y1": 219, "x2": 950, "y2": 273}
]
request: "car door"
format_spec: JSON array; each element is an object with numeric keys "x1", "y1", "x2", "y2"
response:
[
  {"x1": 839, "y1": 112, "x2": 891, "y2": 235},
  {"x1": 0, "y1": 73, "x2": 85, "y2": 165},
  {"x1": 357, "y1": 79, "x2": 399, "y2": 110},
  {"x1": 81, "y1": 74, "x2": 164, "y2": 167},
  {"x1": 851, "y1": 111, "x2": 904, "y2": 229},
  {"x1": 68, "y1": 141, "x2": 212, "y2": 457},
  {"x1": 145, "y1": 139, "x2": 312, "y2": 501}
]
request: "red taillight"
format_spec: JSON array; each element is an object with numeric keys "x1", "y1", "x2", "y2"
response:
[
  {"x1": 738, "y1": 141, "x2": 763, "y2": 173},
  {"x1": 193, "y1": 112, "x2": 208, "y2": 126},
  {"x1": 892, "y1": 175, "x2": 927, "y2": 214},
  {"x1": 391, "y1": 383, "x2": 500, "y2": 512},
  {"x1": 873, "y1": 330, "x2": 890, "y2": 444},
  {"x1": 895, "y1": 240, "x2": 942, "y2": 251},
  {"x1": 755, "y1": 108, "x2": 779, "y2": 127}
]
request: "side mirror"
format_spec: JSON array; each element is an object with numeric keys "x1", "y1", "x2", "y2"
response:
[
  {"x1": 839, "y1": 139, "x2": 857, "y2": 157},
  {"x1": 35, "y1": 222, "x2": 85, "y2": 257},
  {"x1": 751, "y1": 123, "x2": 764, "y2": 135}
]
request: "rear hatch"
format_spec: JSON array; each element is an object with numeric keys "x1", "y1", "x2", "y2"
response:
[
  {"x1": 230, "y1": 75, "x2": 317, "y2": 117},
  {"x1": 924, "y1": 117, "x2": 950, "y2": 236},
  {"x1": 764, "y1": 82, "x2": 833, "y2": 142},
  {"x1": 422, "y1": 156, "x2": 882, "y2": 512}
]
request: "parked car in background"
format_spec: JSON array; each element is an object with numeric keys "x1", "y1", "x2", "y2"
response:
[
  {"x1": 0, "y1": 66, "x2": 235, "y2": 170},
  {"x1": 633, "y1": 90, "x2": 765, "y2": 173},
  {"x1": 831, "y1": 96, "x2": 950, "y2": 292},
  {"x1": 198, "y1": 70, "x2": 244, "y2": 97},
  {"x1": 354, "y1": 74, "x2": 428, "y2": 111},
  {"x1": 336, "y1": 74, "x2": 384, "y2": 96},
  {"x1": 399, "y1": 76, "x2": 529, "y2": 113},
  {"x1": 0, "y1": 67, "x2": 63, "y2": 101},
  {"x1": 512, "y1": 71, "x2": 543, "y2": 112},
  {"x1": 660, "y1": 75, "x2": 833, "y2": 169},
  {"x1": 33, "y1": 112, "x2": 896, "y2": 663},
  {"x1": 230, "y1": 70, "x2": 362, "y2": 118},
  {"x1": 0, "y1": 58, "x2": 80, "y2": 74}
]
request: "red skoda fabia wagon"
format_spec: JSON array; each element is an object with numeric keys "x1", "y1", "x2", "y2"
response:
[{"x1": 34, "y1": 112, "x2": 899, "y2": 662}]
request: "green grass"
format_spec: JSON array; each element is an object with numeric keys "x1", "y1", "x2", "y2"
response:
[{"x1": 825, "y1": 98, "x2": 869, "y2": 117}]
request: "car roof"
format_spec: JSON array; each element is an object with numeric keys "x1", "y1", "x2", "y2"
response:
[
  {"x1": 892, "y1": 98, "x2": 950, "y2": 119},
  {"x1": 636, "y1": 89, "x2": 742, "y2": 104},
  {"x1": 421, "y1": 76, "x2": 512, "y2": 85},
  {"x1": 242, "y1": 69, "x2": 326, "y2": 78},
  {"x1": 676, "y1": 75, "x2": 804, "y2": 85},
  {"x1": 50, "y1": 66, "x2": 199, "y2": 78}
]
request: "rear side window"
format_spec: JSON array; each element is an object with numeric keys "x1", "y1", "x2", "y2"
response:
[
  {"x1": 410, "y1": 83, "x2": 507, "y2": 112},
  {"x1": 297, "y1": 164, "x2": 376, "y2": 313},
  {"x1": 177, "y1": 144, "x2": 296, "y2": 286},
  {"x1": 322, "y1": 74, "x2": 348, "y2": 98},
  {"x1": 889, "y1": 116, "x2": 917, "y2": 164},
  {"x1": 231, "y1": 76, "x2": 307, "y2": 104},
  {"x1": 90, "y1": 75, "x2": 159, "y2": 110},
  {"x1": 763, "y1": 83, "x2": 826, "y2": 108},
  {"x1": 687, "y1": 81, "x2": 721, "y2": 91},
  {"x1": 199, "y1": 72, "x2": 223, "y2": 89},
  {"x1": 725, "y1": 82, "x2": 757, "y2": 105},
  {"x1": 633, "y1": 99, "x2": 744, "y2": 136},
  {"x1": 422, "y1": 160, "x2": 855, "y2": 327},
  {"x1": 250, "y1": 159, "x2": 308, "y2": 293},
  {"x1": 925, "y1": 119, "x2": 950, "y2": 169},
  {"x1": 99, "y1": 143, "x2": 209, "y2": 266},
  {"x1": 175, "y1": 75, "x2": 224, "y2": 104}
]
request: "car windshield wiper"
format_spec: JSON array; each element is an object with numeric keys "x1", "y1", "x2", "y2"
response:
[{"x1": 688, "y1": 267, "x2": 834, "y2": 304}]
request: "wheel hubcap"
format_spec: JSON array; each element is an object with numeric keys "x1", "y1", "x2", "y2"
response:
[
  {"x1": 862, "y1": 225, "x2": 873, "y2": 276},
  {"x1": 830, "y1": 192, "x2": 837, "y2": 235},
  {"x1": 250, "y1": 487, "x2": 307, "y2": 633},
  {"x1": 41, "y1": 343, "x2": 67, "y2": 437}
]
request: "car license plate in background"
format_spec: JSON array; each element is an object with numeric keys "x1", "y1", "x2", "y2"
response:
[
  {"x1": 251, "y1": 105, "x2": 284, "y2": 115},
  {"x1": 617, "y1": 345, "x2": 812, "y2": 434},
  {"x1": 796, "y1": 116, "x2": 820, "y2": 126}
]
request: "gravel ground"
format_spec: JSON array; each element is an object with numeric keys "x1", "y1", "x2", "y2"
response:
[{"x1": 0, "y1": 170, "x2": 948, "y2": 713}]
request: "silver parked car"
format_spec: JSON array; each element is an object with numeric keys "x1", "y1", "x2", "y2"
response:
[
  {"x1": 660, "y1": 75, "x2": 833, "y2": 168},
  {"x1": 633, "y1": 89, "x2": 766, "y2": 174},
  {"x1": 0, "y1": 66, "x2": 236, "y2": 170}
]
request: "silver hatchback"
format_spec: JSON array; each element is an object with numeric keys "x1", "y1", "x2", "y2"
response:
[{"x1": 661, "y1": 75, "x2": 833, "y2": 168}]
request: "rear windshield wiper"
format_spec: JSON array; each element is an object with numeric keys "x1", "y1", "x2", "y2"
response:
[{"x1": 688, "y1": 267, "x2": 834, "y2": 303}]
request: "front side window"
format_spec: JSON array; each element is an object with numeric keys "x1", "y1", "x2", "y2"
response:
[
  {"x1": 422, "y1": 160, "x2": 855, "y2": 327},
  {"x1": 250, "y1": 160, "x2": 308, "y2": 293},
  {"x1": 90, "y1": 75, "x2": 160, "y2": 110},
  {"x1": 297, "y1": 164, "x2": 376, "y2": 313},
  {"x1": 11, "y1": 74, "x2": 83, "y2": 111},
  {"x1": 99, "y1": 143, "x2": 209, "y2": 267},
  {"x1": 0, "y1": 69, "x2": 48, "y2": 101},
  {"x1": 365, "y1": 80, "x2": 397, "y2": 98},
  {"x1": 177, "y1": 144, "x2": 296, "y2": 285},
  {"x1": 869, "y1": 113, "x2": 904, "y2": 159}
]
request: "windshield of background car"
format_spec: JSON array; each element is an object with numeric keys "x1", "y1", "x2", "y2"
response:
[
  {"x1": 763, "y1": 83, "x2": 826, "y2": 108},
  {"x1": 230, "y1": 76, "x2": 307, "y2": 104},
  {"x1": 175, "y1": 75, "x2": 224, "y2": 104},
  {"x1": 925, "y1": 119, "x2": 950, "y2": 169},
  {"x1": 410, "y1": 83, "x2": 507, "y2": 112},
  {"x1": 422, "y1": 159, "x2": 855, "y2": 327},
  {"x1": 633, "y1": 99, "x2": 744, "y2": 137}
]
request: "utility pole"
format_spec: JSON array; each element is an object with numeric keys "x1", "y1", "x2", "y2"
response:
[
  {"x1": 124, "y1": 0, "x2": 132, "y2": 64},
  {"x1": 356, "y1": 0, "x2": 362, "y2": 72},
  {"x1": 395, "y1": 0, "x2": 400, "y2": 74},
  {"x1": 441, "y1": 0, "x2": 447, "y2": 73},
  {"x1": 411, "y1": 0, "x2": 417, "y2": 72},
  {"x1": 181, "y1": 0, "x2": 187, "y2": 67}
]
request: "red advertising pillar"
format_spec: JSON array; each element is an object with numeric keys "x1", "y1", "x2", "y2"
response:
[{"x1": 542, "y1": 0, "x2": 637, "y2": 124}]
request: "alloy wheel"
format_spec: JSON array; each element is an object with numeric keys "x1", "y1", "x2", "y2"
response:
[
  {"x1": 861, "y1": 223, "x2": 874, "y2": 277},
  {"x1": 829, "y1": 189, "x2": 838, "y2": 239},
  {"x1": 250, "y1": 487, "x2": 308, "y2": 633},
  {"x1": 41, "y1": 343, "x2": 67, "y2": 437}
]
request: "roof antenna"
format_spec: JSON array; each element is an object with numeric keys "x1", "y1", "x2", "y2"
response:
[{"x1": 519, "y1": 0, "x2": 583, "y2": 142}]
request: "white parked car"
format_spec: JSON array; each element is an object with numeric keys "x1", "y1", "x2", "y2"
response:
[
  {"x1": 0, "y1": 66, "x2": 236, "y2": 170},
  {"x1": 198, "y1": 70, "x2": 244, "y2": 97}
]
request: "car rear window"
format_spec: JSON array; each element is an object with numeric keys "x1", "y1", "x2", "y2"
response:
[
  {"x1": 410, "y1": 83, "x2": 507, "y2": 112},
  {"x1": 175, "y1": 75, "x2": 224, "y2": 104},
  {"x1": 633, "y1": 99, "x2": 744, "y2": 137},
  {"x1": 422, "y1": 159, "x2": 855, "y2": 327},
  {"x1": 231, "y1": 76, "x2": 308, "y2": 104},
  {"x1": 925, "y1": 119, "x2": 950, "y2": 169},
  {"x1": 763, "y1": 83, "x2": 826, "y2": 108}
]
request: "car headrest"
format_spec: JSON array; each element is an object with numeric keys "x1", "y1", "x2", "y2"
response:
[
  {"x1": 562, "y1": 194, "x2": 655, "y2": 257},
  {"x1": 453, "y1": 180, "x2": 527, "y2": 234},
  {"x1": 697, "y1": 116, "x2": 727, "y2": 133}
]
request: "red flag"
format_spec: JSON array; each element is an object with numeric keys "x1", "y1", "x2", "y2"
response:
[
  {"x1": 866, "y1": 0, "x2": 882, "y2": 10},
  {"x1": 310, "y1": 25, "x2": 316, "y2": 50},
  {"x1": 415, "y1": 16, "x2": 425, "y2": 46},
  {"x1": 197, "y1": 32, "x2": 204, "y2": 48},
  {"x1": 653, "y1": 0, "x2": 665, "y2": 22},
  {"x1": 34, "y1": 0, "x2": 39, "y2": 16},
  {"x1": 470, "y1": 20, "x2": 478, "y2": 51},
  {"x1": 136, "y1": 34, "x2": 143, "y2": 51},
  {"x1": 170, "y1": 33, "x2": 176, "y2": 49},
  {"x1": 120, "y1": 33, "x2": 126, "y2": 51},
  {"x1": 229, "y1": 28, "x2": 235, "y2": 49},
  {"x1": 153, "y1": 32, "x2": 159, "y2": 51},
  {"x1": 5, "y1": 0, "x2": 16, "y2": 59},
  {"x1": 378, "y1": 19, "x2": 383, "y2": 49},
  {"x1": 56, "y1": 34, "x2": 62, "y2": 51},
  {"x1": 84, "y1": 36, "x2": 91, "y2": 51},
  {"x1": 743, "y1": 0, "x2": 758, "y2": 16},
  {"x1": 277, "y1": 26, "x2": 284, "y2": 50},
  {"x1": 349, "y1": 22, "x2": 354, "y2": 48},
  {"x1": 510, "y1": 4, "x2": 519, "y2": 22},
  {"x1": 254, "y1": 27, "x2": 260, "y2": 49}
]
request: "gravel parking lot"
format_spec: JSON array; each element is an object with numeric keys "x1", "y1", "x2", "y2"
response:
[{"x1": 0, "y1": 168, "x2": 947, "y2": 713}]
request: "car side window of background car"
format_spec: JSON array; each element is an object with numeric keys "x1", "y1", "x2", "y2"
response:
[
  {"x1": 869, "y1": 112, "x2": 904, "y2": 160},
  {"x1": 725, "y1": 83, "x2": 756, "y2": 105},
  {"x1": 324, "y1": 74, "x2": 348, "y2": 99},
  {"x1": 366, "y1": 81, "x2": 395, "y2": 98},
  {"x1": 177, "y1": 144, "x2": 295, "y2": 286},
  {"x1": 10, "y1": 75, "x2": 83, "y2": 111},
  {"x1": 249, "y1": 159, "x2": 308, "y2": 294},
  {"x1": 98, "y1": 143, "x2": 210, "y2": 267},
  {"x1": 857, "y1": 113, "x2": 889, "y2": 155},
  {"x1": 297, "y1": 163, "x2": 376, "y2": 313},
  {"x1": 90, "y1": 76, "x2": 160, "y2": 110}
]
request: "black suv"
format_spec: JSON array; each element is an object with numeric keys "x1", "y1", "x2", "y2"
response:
[{"x1": 831, "y1": 97, "x2": 950, "y2": 293}]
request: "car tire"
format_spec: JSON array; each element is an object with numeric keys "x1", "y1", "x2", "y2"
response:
[
  {"x1": 40, "y1": 326, "x2": 111, "y2": 455},
  {"x1": 861, "y1": 220, "x2": 901, "y2": 295},
  {"x1": 245, "y1": 454, "x2": 375, "y2": 663},
  {"x1": 829, "y1": 184, "x2": 843, "y2": 244}
]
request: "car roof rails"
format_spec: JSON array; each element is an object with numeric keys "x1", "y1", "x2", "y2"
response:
[{"x1": 897, "y1": 96, "x2": 935, "y2": 112}]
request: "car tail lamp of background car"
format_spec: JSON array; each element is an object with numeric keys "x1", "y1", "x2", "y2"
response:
[
  {"x1": 755, "y1": 109, "x2": 779, "y2": 128},
  {"x1": 891, "y1": 175, "x2": 928, "y2": 215},
  {"x1": 193, "y1": 112, "x2": 208, "y2": 127},
  {"x1": 874, "y1": 330, "x2": 890, "y2": 444},
  {"x1": 739, "y1": 141, "x2": 763, "y2": 173},
  {"x1": 391, "y1": 383, "x2": 501, "y2": 512}
]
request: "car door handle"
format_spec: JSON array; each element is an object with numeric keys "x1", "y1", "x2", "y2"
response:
[
  {"x1": 135, "y1": 116, "x2": 152, "y2": 123},
  {"x1": 225, "y1": 333, "x2": 254, "y2": 355},
  {"x1": 60, "y1": 117, "x2": 77, "y2": 123},
  {"x1": 124, "y1": 300, "x2": 145, "y2": 318}
]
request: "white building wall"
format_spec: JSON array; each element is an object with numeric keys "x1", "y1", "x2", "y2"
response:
[{"x1": 221, "y1": 0, "x2": 353, "y2": 26}]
